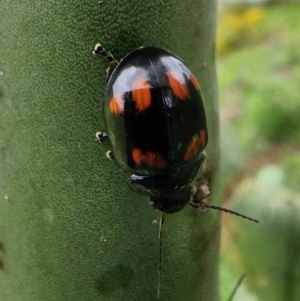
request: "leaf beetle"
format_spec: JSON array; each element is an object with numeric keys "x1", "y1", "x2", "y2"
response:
[{"x1": 93, "y1": 44, "x2": 208, "y2": 214}]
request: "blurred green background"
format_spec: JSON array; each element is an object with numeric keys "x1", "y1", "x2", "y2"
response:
[{"x1": 217, "y1": 1, "x2": 300, "y2": 300}]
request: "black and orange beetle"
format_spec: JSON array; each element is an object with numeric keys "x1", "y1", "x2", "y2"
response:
[{"x1": 93, "y1": 44, "x2": 208, "y2": 214}]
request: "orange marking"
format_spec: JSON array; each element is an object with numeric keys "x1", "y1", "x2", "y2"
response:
[
  {"x1": 167, "y1": 71, "x2": 188, "y2": 100},
  {"x1": 109, "y1": 94, "x2": 123, "y2": 114},
  {"x1": 132, "y1": 148, "x2": 143, "y2": 166},
  {"x1": 132, "y1": 77, "x2": 151, "y2": 113},
  {"x1": 184, "y1": 129, "x2": 207, "y2": 161},
  {"x1": 132, "y1": 148, "x2": 167, "y2": 169},
  {"x1": 199, "y1": 129, "x2": 206, "y2": 146},
  {"x1": 184, "y1": 141, "x2": 198, "y2": 162},
  {"x1": 190, "y1": 74, "x2": 200, "y2": 90}
]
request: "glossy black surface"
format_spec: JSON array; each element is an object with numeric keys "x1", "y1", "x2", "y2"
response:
[
  {"x1": 101, "y1": 46, "x2": 208, "y2": 213},
  {"x1": 104, "y1": 46, "x2": 208, "y2": 175},
  {"x1": 128, "y1": 154, "x2": 206, "y2": 213}
]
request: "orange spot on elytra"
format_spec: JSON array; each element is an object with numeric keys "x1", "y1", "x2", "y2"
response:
[
  {"x1": 109, "y1": 94, "x2": 123, "y2": 114},
  {"x1": 167, "y1": 71, "x2": 188, "y2": 100},
  {"x1": 199, "y1": 129, "x2": 206, "y2": 146},
  {"x1": 184, "y1": 129, "x2": 207, "y2": 161},
  {"x1": 132, "y1": 77, "x2": 151, "y2": 113},
  {"x1": 184, "y1": 143, "x2": 198, "y2": 162},
  {"x1": 190, "y1": 74, "x2": 200, "y2": 90},
  {"x1": 132, "y1": 148, "x2": 167, "y2": 169},
  {"x1": 132, "y1": 148, "x2": 142, "y2": 166}
]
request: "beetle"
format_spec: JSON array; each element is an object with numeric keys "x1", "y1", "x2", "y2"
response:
[
  {"x1": 93, "y1": 44, "x2": 208, "y2": 214},
  {"x1": 93, "y1": 44, "x2": 258, "y2": 219}
]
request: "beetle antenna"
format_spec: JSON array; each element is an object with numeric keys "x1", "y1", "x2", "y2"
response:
[
  {"x1": 203, "y1": 204, "x2": 259, "y2": 223},
  {"x1": 227, "y1": 273, "x2": 246, "y2": 301},
  {"x1": 157, "y1": 212, "x2": 165, "y2": 299},
  {"x1": 189, "y1": 201, "x2": 259, "y2": 223}
]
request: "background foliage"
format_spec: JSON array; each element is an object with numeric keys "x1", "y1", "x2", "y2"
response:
[{"x1": 218, "y1": 2, "x2": 300, "y2": 301}]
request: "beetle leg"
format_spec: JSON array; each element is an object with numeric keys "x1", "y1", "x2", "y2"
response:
[
  {"x1": 106, "y1": 150, "x2": 114, "y2": 160},
  {"x1": 95, "y1": 131, "x2": 108, "y2": 143},
  {"x1": 92, "y1": 43, "x2": 119, "y2": 79}
]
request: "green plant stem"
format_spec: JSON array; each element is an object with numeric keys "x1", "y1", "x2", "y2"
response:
[{"x1": 0, "y1": 1, "x2": 219, "y2": 300}]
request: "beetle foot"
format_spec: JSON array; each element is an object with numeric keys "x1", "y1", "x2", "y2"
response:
[
  {"x1": 95, "y1": 131, "x2": 108, "y2": 143},
  {"x1": 106, "y1": 150, "x2": 114, "y2": 160}
]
